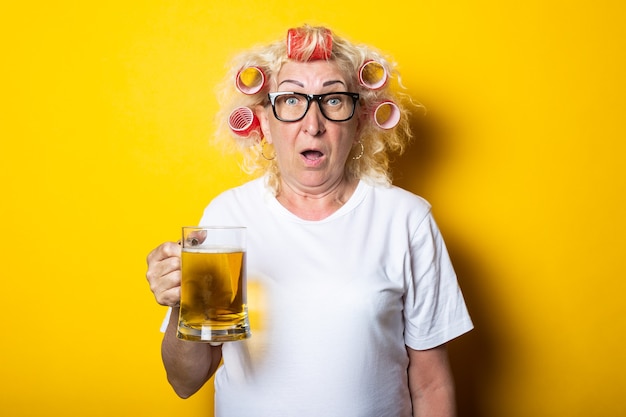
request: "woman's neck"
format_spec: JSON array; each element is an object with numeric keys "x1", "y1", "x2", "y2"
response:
[{"x1": 276, "y1": 177, "x2": 358, "y2": 221}]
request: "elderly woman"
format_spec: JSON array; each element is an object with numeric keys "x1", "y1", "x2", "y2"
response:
[{"x1": 146, "y1": 25, "x2": 473, "y2": 417}]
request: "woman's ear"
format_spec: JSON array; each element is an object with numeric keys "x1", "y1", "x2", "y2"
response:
[{"x1": 255, "y1": 105, "x2": 272, "y2": 144}]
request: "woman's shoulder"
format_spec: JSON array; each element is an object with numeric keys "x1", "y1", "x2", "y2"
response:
[
  {"x1": 201, "y1": 178, "x2": 265, "y2": 219},
  {"x1": 368, "y1": 182, "x2": 432, "y2": 212}
]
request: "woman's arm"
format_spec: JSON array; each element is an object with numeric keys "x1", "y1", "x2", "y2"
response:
[
  {"x1": 146, "y1": 242, "x2": 222, "y2": 398},
  {"x1": 407, "y1": 344, "x2": 457, "y2": 417},
  {"x1": 161, "y1": 307, "x2": 222, "y2": 398}
]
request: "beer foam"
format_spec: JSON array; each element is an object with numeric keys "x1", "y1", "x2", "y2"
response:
[{"x1": 182, "y1": 246, "x2": 244, "y2": 253}]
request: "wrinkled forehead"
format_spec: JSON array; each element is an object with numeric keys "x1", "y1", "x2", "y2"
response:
[{"x1": 272, "y1": 60, "x2": 355, "y2": 91}]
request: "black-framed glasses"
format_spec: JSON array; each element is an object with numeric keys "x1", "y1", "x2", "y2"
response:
[{"x1": 268, "y1": 92, "x2": 360, "y2": 122}]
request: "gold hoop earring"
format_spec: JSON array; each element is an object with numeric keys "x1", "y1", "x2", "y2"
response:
[
  {"x1": 261, "y1": 139, "x2": 275, "y2": 161},
  {"x1": 352, "y1": 141, "x2": 364, "y2": 160}
]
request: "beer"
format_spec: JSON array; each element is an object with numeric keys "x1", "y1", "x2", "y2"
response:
[{"x1": 178, "y1": 248, "x2": 250, "y2": 342}]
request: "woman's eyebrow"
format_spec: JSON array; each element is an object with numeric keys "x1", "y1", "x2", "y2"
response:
[
  {"x1": 277, "y1": 79, "x2": 347, "y2": 88},
  {"x1": 278, "y1": 79, "x2": 304, "y2": 88},
  {"x1": 323, "y1": 80, "x2": 346, "y2": 87}
]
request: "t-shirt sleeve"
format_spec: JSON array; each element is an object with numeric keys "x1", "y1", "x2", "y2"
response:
[
  {"x1": 160, "y1": 307, "x2": 172, "y2": 333},
  {"x1": 403, "y1": 212, "x2": 473, "y2": 350}
]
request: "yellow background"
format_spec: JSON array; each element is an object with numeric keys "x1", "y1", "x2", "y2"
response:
[{"x1": 2, "y1": 1, "x2": 625, "y2": 416}]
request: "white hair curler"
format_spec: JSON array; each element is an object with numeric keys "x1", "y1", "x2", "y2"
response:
[
  {"x1": 235, "y1": 66, "x2": 266, "y2": 95},
  {"x1": 373, "y1": 101, "x2": 400, "y2": 129},
  {"x1": 358, "y1": 60, "x2": 388, "y2": 90},
  {"x1": 228, "y1": 106, "x2": 261, "y2": 137}
]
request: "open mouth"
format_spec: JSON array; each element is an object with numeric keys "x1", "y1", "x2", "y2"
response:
[{"x1": 301, "y1": 150, "x2": 324, "y2": 161}]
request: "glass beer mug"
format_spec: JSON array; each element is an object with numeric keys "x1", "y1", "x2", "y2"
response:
[{"x1": 177, "y1": 226, "x2": 251, "y2": 343}]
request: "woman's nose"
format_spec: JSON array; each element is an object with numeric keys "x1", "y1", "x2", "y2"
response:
[{"x1": 303, "y1": 101, "x2": 326, "y2": 136}]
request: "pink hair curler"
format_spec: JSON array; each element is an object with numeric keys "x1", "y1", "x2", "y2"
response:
[
  {"x1": 359, "y1": 60, "x2": 388, "y2": 90},
  {"x1": 373, "y1": 101, "x2": 400, "y2": 129},
  {"x1": 235, "y1": 66, "x2": 266, "y2": 95},
  {"x1": 228, "y1": 106, "x2": 261, "y2": 137},
  {"x1": 287, "y1": 27, "x2": 333, "y2": 61}
]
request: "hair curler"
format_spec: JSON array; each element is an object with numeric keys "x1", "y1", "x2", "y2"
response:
[
  {"x1": 373, "y1": 101, "x2": 400, "y2": 129},
  {"x1": 235, "y1": 66, "x2": 266, "y2": 95},
  {"x1": 359, "y1": 60, "x2": 388, "y2": 90},
  {"x1": 287, "y1": 27, "x2": 333, "y2": 61},
  {"x1": 228, "y1": 106, "x2": 261, "y2": 137}
]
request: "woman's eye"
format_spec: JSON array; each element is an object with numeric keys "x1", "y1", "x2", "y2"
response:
[
  {"x1": 285, "y1": 96, "x2": 300, "y2": 106},
  {"x1": 326, "y1": 97, "x2": 342, "y2": 106}
]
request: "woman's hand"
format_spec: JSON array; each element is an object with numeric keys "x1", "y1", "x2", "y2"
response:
[{"x1": 146, "y1": 241, "x2": 182, "y2": 306}]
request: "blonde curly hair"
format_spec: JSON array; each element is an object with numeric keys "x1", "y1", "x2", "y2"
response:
[{"x1": 213, "y1": 25, "x2": 417, "y2": 194}]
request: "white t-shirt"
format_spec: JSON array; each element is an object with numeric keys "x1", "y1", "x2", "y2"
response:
[{"x1": 191, "y1": 177, "x2": 472, "y2": 416}]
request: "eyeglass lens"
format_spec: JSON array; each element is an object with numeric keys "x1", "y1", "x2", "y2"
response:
[{"x1": 271, "y1": 92, "x2": 358, "y2": 122}]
